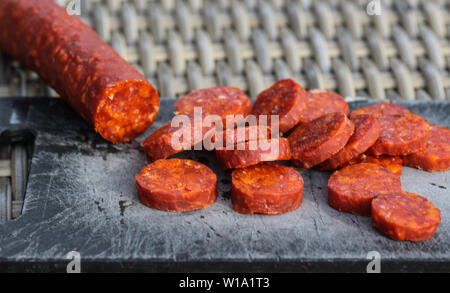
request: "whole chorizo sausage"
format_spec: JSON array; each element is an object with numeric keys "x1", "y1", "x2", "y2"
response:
[{"x1": 0, "y1": 0, "x2": 159, "y2": 143}]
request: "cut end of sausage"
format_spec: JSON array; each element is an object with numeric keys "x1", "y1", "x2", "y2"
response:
[{"x1": 95, "y1": 80, "x2": 160, "y2": 143}]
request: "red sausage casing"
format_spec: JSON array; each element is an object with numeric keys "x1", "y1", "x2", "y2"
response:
[{"x1": 0, "y1": 0, "x2": 159, "y2": 143}]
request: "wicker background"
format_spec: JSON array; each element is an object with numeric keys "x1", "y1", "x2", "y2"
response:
[{"x1": 0, "y1": 0, "x2": 449, "y2": 101}]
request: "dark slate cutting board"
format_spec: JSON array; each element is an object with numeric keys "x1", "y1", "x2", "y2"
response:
[{"x1": 0, "y1": 98, "x2": 449, "y2": 273}]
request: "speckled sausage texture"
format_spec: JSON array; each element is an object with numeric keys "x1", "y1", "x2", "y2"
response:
[
  {"x1": 318, "y1": 114, "x2": 381, "y2": 170},
  {"x1": 215, "y1": 138, "x2": 291, "y2": 170},
  {"x1": 350, "y1": 103, "x2": 430, "y2": 156},
  {"x1": 252, "y1": 79, "x2": 308, "y2": 134},
  {"x1": 342, "y1": 154, "x2": 403, "y2": 176},
  {"x1": 297, "y1": 90, "x2": 349, "y2": 124},
  {"x1": 289, "y1": 112, "x2": 355, "y2": 169},
  {"x1": 231, "y1": 162, "x2": 304, "y2": 215},
  {"x1": 203, "y1": 124, "x2": 272, "y2": 150},
  {"x1": 350, "y1": 102, "x2": 410, "y2": 118},
  {"x1": 141, "y1": 114, "x2": 217, "y2": 162},
  {"x1": 371, "y1": 192, "x2": 441, "y2": 242},
  {"x1": 0, "y1": 0, "x2": 159, "y2": 143},
  {"x1": 367, "y1": 112, "x2": 431, "y2": 156},
  {"x1": 403, "y1": 126, "x2": 450, "y2": 172},
  {"x1": 174, "y1": 87, "x2": 252, "y2": 121},
  {"x1": 328, "y1": 163, "x2": 402, "y2": 216},
  {"x1": 135, "y1": 159, "x2": 217, "y2": 213}
]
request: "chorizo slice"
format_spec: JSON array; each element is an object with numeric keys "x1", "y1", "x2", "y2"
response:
[
  {"x1": 371, "y1": 193, "x2": 441, "y2": 242},
  {"x1": 350, "y1": 102, "x2": 410, "y2": 118},
  {"x1": 328, "y1": 163, "x2": 402, "y2": 216},
  {"x1": 231, "y1": 162, "x2": 304, "y2": 214},
  {"x1": 297, "y1": 90, "x2": 350, "y2": 124},
  {"x1": 367, "y1": 112, "x2": 431, "y2": 156},
  {"x1": 251, "y1": 79, "x2": 308, "y2": 133},
  {"x1": 317, "y1": 114, "x2": 381, "y2": 170},
  {"x1": 403, "y1": 125, "x2": 450, "y2": 172},
  {"x1": 141, "y1": 115, "x2": 218, "y2": 162},
  {"x1": 343, "y1": 154, "x2": 403, "y2": 176},
  {"x1": 174, "y1": 87, "x2": 252, "y2": 122},
  {"x1": 215, "y1": 138, "x2": 291, "y2": 170},
  {"x1": 135, "y1": 159, "x2": 217, "y2": 213},
  {"x1": 289, "y1": 112, "x2": 355, "y2": 169},
  {"x1": 0, "y1": 0, "x2": 159, "y2": 143},
  {"x1": 203, "y1": 124, "x2": 273, "y2": 150}
]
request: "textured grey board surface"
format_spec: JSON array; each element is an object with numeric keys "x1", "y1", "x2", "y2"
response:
[{"x1": 0, "y1": 98, "x2": 449, "y2": 272}]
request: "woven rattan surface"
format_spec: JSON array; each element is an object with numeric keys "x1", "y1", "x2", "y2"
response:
[{"x1": 0, "y1": 0, "x2": 449, "y2": 100}]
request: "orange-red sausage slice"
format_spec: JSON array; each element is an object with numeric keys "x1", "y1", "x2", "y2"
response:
[
  {"x1": 403, "y1": 125, "x2": 450, "y2": 172},
  {"x1": 135, "y1": 159, "x2": 217, "y2": 213},
  {"x1": 231, "y1": 162, "x2": 304, "y2": 214},
  {"x1": 350, "y1": 102, "x2": 410, "y2": 118},
  {"x1": 174, "y1": 87, "x2": 252, "y2": 121},
  {"x1": 141, "y1": 115, "x2": 218, "y2": 162},
  {"x1": 328, "y1": 163, "x2": 402, "y2": 216},
  {"x1": 297, "y1": 90, "x2": 349, "y2": 124},
  {"x1": 342, "y1": 154, "x2": 403, "y2": 176},
  {"x1": 371, "y1": 192, "x2": 441, "y2": 242},
  {"x1": 289, "y1": 112, "x2": 355, "y2": 169},
  {"x1": 367, "y1": 112, "x2": 430, "y2": 156},
  {"x1": 318, "y1": 114, "x2": 381, "y2": 170},
  {"x1": 215, "y1": 138, "x2": 291, "y2": 170},
  {"x1": 252, "y1": 79, "x2": 308, "y2": 133}
]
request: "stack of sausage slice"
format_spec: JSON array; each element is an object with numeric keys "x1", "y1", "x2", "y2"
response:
[
  {"x1": 136, "y1": 79, "x2": 448, "y2": 242},
  {"x1": 325, "y1": 102, "x2": 444, "y2": 241}
]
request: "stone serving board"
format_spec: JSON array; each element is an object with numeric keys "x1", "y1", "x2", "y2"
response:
[{"x1": 0, "y1": 98, "x2": 448, "y2": 272}]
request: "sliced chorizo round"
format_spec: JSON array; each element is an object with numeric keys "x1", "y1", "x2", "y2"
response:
[
  {"x1": 297, "y1": 90, "x2": 350, "y2": 124},
  {"x1": 402, "y1": 125, "x2": 450, "y2": 172},
  {"x1": 288, "y1": 112, "x2": 355, "y2": 169},
  {"x1": 343, "y1": 154, "x2": 403, "y2": 176},
  {"x1": 141, "y1": 115, "x2": 218, "y2": 162},
  {"x1": 203, "y1": 124, "x2": 273, "y2": 150},
  {"x1": 328, "y1": 163, "x2": 402, "y2": 216},
  {"x1": 371, "y1": 192, "x2": 441, "y2": 242},
  {"x1": 317, "y1": 114, "x2": 381, "y2": 170},
  {"x1": 251, "y1": 79, "x2": 308, "y2": 133},
  {"x1": 350, "y1": 102, "x2": 410, "y2": 118},
  {"x1": 215, "y1": 138, "x2": 291, "y2": 170},
  {"x1": 135, "y1": 159, "x2": 217, "y2": 213},
  {"x1": 231, "y1": 162, "x2": 304, "y2": 214},
  {"x1": 367, "y1": 112, "x2": 431, "y2": 156},
  {"x1": 174, "y1": 87, "x2": 252, "y2": 123}
]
